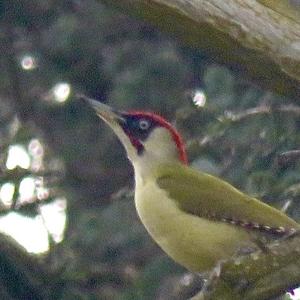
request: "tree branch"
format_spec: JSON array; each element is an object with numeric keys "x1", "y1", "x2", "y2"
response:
[
  {"x1": 222, "y1": 104, "x2": 300, "y2": 122},
  {"x1": 191, "y1": 233, "x2": 300, "y2": 300},
  {"x1": 100, "y1": 0, "x2": 300, "y2": 100}
]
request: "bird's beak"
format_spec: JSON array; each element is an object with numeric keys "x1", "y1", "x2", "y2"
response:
[
  {"x1": 79, "y1": 94, "x2": 137, "y2": 159},
  {"x1": 79, "y1": 95, "x2": 125, "y2": 126}
]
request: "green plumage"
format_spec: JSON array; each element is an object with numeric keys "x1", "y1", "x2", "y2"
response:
[{"x1": 155, "y1": 163, "x2": 299, "y2": 233}]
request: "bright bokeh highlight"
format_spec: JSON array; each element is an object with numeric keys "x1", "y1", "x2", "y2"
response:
[
  {"x1": 0, "y1": 183, "x2": 15, "y2": 207},
  {"x1": 6, "y1": 145, "x2": 31, "y2": 170},
  {"x1": 52, "y1": 82, "x2": 71, "y2": 103},
  {"x1": 39, "y1": 198, "x2": 67, "y2": 243},
  {"x1": 192, "y1": 89, "x2": 207, "y2": 107},
  {"x1": 290, "y1": 288, "x2": 300, "y2": 300},
  {"x1": 29, "y1": 138, "x2": 44, "y2": 172},
  {"x1": 0, "y1": 139, "x2": 67, "y2": 254},
  {"x1": 19, "y1": 177, "x2": 36, "y2": 202},
  {"x1": 0, "y1": 213, "x2": 49, "y2": 253},
  {"x1": 20, "y1": 55, "x2": 37, "y2": 70},
  {"x1": 0, "y1": 198, "x2": 67, "y2": 253}
]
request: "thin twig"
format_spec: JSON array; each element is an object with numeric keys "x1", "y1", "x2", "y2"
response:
[
  {"x1": 223, "y1": 104, "x2": 300, "y2": 122},
  {"x1": 277, "y1": 150, "x2": 300, "y2": 167}
]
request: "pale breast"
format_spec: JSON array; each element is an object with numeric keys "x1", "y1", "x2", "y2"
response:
[{"x1": 134, "y1": 180, "x2": 255, "y2": 272}]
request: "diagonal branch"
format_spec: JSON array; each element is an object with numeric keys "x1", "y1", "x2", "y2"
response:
[{"x1": 100, "y1": 0, "x2": 300, "y2": 100}]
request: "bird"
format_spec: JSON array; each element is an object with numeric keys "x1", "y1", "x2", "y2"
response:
[{"x1": 83, "y1": 96, "x2": 299, "y2": 273}]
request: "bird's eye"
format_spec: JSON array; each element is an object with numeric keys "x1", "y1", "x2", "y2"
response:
[{"x1": 138, "y1": 119, "x2": 150, "y2": 131}]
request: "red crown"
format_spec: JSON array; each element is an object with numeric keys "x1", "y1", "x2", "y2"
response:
[{"x1": 127, "y1": 111, "x2": 188, "y2": 164}]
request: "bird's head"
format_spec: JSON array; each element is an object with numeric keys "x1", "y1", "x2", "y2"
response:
[{"x1": 84, "y1": 97, "x2": 187, "y2": 177}]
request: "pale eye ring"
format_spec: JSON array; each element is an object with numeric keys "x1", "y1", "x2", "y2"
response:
[{"x1": 139, "y1": 119, "x2": 150, "y2": 131}]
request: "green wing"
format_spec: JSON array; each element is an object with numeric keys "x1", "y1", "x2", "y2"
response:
[{"x1": 156, "y1": 163, "x2": 299, "y2": 231}]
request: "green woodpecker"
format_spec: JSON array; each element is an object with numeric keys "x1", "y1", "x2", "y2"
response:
[{"x1": 85, "y1": 97, "x2": 299, "y2": 273}]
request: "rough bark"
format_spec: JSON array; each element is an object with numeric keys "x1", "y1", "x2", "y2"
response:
[
  {"x1": 100, "y1": 0, "x2": 300, "y2": 100},
  {"x1": 191, "y1": 233, "x2": 300, "y2": 300}
]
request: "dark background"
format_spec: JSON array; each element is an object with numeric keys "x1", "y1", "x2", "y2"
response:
[{"x1": 0, "y1": 1, "x2": 299, "y2": 299}]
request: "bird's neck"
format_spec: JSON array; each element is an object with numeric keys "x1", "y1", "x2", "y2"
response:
[
  {"x1": 128, "y1": 127, "x2": 185, "y2": 184},
  {"x1": 131, "y1": 149, "x2": 179, "y2": 186}
]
